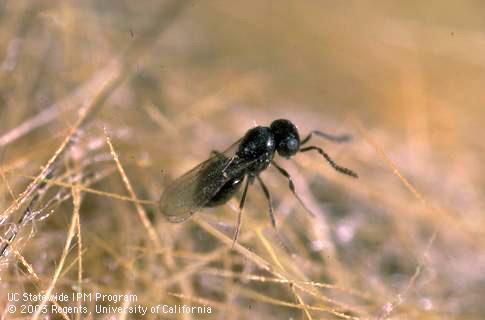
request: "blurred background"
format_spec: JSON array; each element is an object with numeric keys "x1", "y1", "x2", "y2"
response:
[{"x1": 0, "y1": 0, "x2": 484, "y2": 319}]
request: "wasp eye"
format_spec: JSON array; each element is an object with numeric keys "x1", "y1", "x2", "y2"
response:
[
  {"x1": 278, "y1": 137, "x2": 299, "y2": 157},
  {"x1": 287, "y1": 138, "x2": 298, "y2": 152}
]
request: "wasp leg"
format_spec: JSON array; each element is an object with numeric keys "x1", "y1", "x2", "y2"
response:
[
  {"x1": 232, "y1": 177, "x2": 250, "y2": 248},
  {"x1": 271, "y1": 161, "x2": 315, "y2": 218},
  {"x1": 256, "y1": 175, "x2": 275, "y2": 228}
]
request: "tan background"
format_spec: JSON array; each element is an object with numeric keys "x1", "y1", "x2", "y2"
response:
[{"x1": 1, "y1": 1, "x2": 484, "y2": 319}]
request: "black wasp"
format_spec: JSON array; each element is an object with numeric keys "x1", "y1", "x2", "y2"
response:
[{"x1": 159, "y1": 119, "x2": 358, "y2": 245}]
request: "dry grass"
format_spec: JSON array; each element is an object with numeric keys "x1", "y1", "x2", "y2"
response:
[{"x1": 1, "y1": 1, "x2": 485, "y2": 319}]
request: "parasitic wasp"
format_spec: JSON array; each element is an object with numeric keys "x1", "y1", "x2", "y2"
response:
[{"x1": 159, "y1": 119, "x2": 358, "y2": 245}]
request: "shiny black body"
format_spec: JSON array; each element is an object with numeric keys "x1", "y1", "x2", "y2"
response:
[
  {"x1": 206, "y1": 120, "x2": 296, "y2": 207},
  {"x1": 159, "y1": 118, "x2": 357, "y2": 244}
]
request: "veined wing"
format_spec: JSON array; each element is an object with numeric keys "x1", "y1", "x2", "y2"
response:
[{"x1": 159, "y1": 139, "x2": 247, "y2": 223}]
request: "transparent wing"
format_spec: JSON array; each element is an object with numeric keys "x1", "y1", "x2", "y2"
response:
[{"x1": 159, "y1": 139, "x2": 248, "y2": 223}]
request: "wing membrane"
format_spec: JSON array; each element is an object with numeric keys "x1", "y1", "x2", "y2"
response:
[{"x1": 159, "y1": 140, "x2": 249, "y2": 223}]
